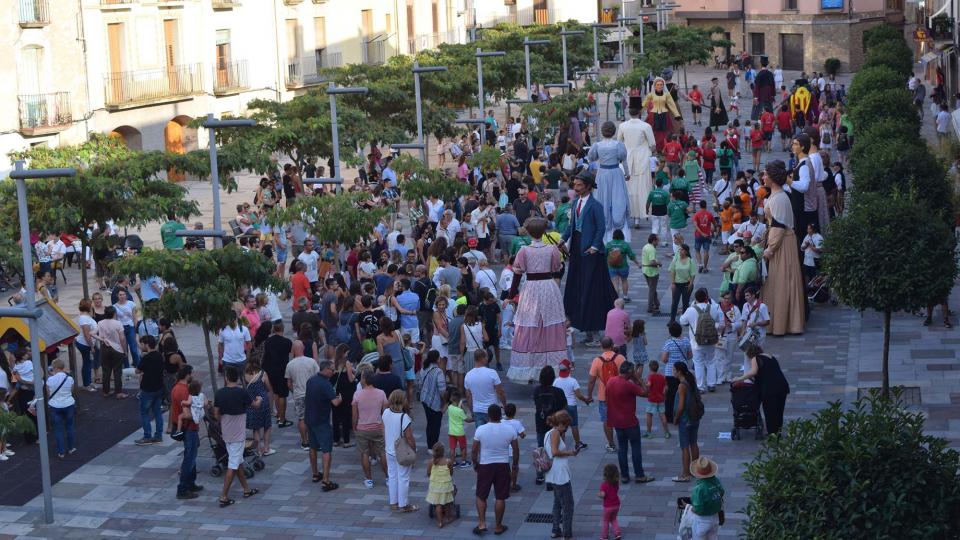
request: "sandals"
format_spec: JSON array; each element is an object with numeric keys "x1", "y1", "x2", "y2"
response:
[
  {"x1": 635, "y1": 476, "x2": 655, "y2": 483},
  {"x1": 277, "y1": 421, "x2": 293, "y2": 428},
  {"x1": 243, "y1": 488, "x2": 258, "y2": 498},
  {"x1": 400, "y1": 505, "x2": 419, "y2": 513},
  {"x1": 494, "y1": 525, "x2": 509, "y2": 535},
  {"x1": 312, "y1": 474, "x2": 321, "y2": 483},
  {"x1": 218, "y1": 498, "x2": 235, "y2": 508},
  {"x1": 472, "y1": 527, "x2": 488, "y2": 536},
  {"x1": 321, "y1": 481, "x2": 339, "y2": 492}
]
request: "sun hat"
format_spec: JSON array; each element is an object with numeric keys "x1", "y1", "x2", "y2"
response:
[{"x1": 690, "y1": 457, "x2": 718, "y2": 479}]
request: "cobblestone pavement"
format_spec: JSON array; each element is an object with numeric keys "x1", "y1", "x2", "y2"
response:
[{"x1": 2, "y1": 66, "x2": 957, "y2": 540}]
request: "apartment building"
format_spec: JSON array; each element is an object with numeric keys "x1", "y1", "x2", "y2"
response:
[
  {"x1": 467, "y1": 0, "x2": 598, "y2": 28},
  {"x1": 673, "y1": 0, "x2": 906, "y2": 73},
  {"x1": 1, "y1": 0, "x2": 469, "y2": 174}
]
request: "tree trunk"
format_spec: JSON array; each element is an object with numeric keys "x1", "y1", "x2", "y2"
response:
[
  {"x1": 683, "y1": 65, "x2": 689, "y2": 92},
  {"x1": 79, "y1": 238, "x2": 90, "y2": 300},
  {"x1": 605, "y1": 91, "x2": 612, "y2": 122},
  {"x1": 881, "y1": 309, "x2": 891, "y2": 400},
  {"x1": 202, "y1": 322, "x2": 218, "y2": 393}
]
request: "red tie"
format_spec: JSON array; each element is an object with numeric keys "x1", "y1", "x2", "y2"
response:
[{"x1": 576, "y1": 198, "x2": 583, "y2": 217}]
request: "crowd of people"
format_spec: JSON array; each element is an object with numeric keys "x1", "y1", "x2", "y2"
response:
[{"x1": 4, "y1": 53, "x2": 955, "y2": 539}]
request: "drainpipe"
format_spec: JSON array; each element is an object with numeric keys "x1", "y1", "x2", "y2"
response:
[
  {"x1": 741, "y1": 0, "x2": 746, "y2": 55},
  {"x1": 76, "y1": 1, "x2": 93, "y2": 138},
  {"x1": 273, "y1": 0, "x2": 282, "y2": 101}
]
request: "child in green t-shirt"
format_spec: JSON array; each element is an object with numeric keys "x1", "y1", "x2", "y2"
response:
[
  {"x1": 605, "y1": 229, "x2": 642, "y2": 301},
  {"x1": 445, "y1": 390, "x2": 472, "y2": 467},
  {"x1": 667, "y1": 191, "x2": 690, "y2": 254},
  {"x1": 655, "y1": 158, "x2": 671, "y2": 187}
]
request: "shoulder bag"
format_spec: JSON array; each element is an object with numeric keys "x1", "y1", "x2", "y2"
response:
[{"x1": 394, "y1": 413, "x2": 417, "y2": 466}]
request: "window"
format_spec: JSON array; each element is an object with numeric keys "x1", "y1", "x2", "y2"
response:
[
  {"x1": 750, "y1": 33, "x2": 765, "y2": 55},
  {"x1": 19, "y1": 46, "x2": 44, "y2": 95},
  {"x1": 215, "y1": 30, "x2": 231, "y2": 70},
  {"x1": 406, "y1": 0, "x2": 415, "y2": 38},
  {"x1": 361, "y1": 9, "x2": 373, "y2": 37},
  {"x1": 784, "y1": 0, "x2": 798, "y2": 9},
  {"x1": 286, "y1": 19, "x2": 301, "y2": 60},
  {"x1": 314, "y1": 17, "x2": 327, "y2": 66},
  {"x1": 886, "y1": 0, "x2": 904, "y2": 10},
  {"x1": 432, "y1": 0, "x2": 439, "y2": 34}
]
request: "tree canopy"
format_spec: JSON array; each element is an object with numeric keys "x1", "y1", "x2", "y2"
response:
[{"x1": 268, "y1": 192, "x2": 388, "y2": 247}]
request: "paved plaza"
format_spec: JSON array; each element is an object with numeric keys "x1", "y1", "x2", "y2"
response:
[{"x1": 1, "y1": 66, "x2": 957, "y2": 539}]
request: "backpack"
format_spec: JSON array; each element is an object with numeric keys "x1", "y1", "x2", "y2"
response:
[
  {"x1": 414, "y1": 279, "x2": 437, "y2": 311},
  {"x1": 598, "y1": 352, "x2": 621, "y2": 386},
  {"x1": 821, "y1": 130, "x2": 832, "y2": 145},
  {"x1": 693, "y1": 305, "x2": 719, "y2": 346},
  {"x1": 687, "y1": 385, "x2": 705, "y2": 422},
  {"x1": 607, "y1": 247, "x2": 623, "y2": 267},
  {"x1": 534, "y1": 387, "x2": 559, "y2": 423}
]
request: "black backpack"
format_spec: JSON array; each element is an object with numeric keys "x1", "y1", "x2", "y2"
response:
[
  {"x1": 413, "y1": 278, "x2": 437, "y2": 311},
  {"x1": 534, "y1": 388, "x2": 560, "y2": 423}
]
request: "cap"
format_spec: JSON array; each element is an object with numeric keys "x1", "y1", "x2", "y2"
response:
[{"x1": 559, "y1": 359, "x2": 571, "y2": 371}]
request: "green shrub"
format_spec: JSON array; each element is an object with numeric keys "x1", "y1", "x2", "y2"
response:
[
  {"x1": 863, "y1": 41, "x2": 914, "y2": 76},
  {"x1": 862, "y1": 24, "x2": 905, "y2": 52},
  {"x1": 847, "y1": 65, "x2": 906, "y2": 106},
  {"x1": 848, "y1": 87, "x2": 918, "y2": 134},
  {"x1": 744, "y1": 391, "x2": 960, "y2": 539},
  {"x1": 823, "y1": 57, "x2": 842, "y2": 75}
]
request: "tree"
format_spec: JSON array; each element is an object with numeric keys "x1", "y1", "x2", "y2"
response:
[
  {"x1": 848, "y1": 88, "x2": 918, "y2": 135},
  {"x1": 863, "y1": 40, "x2": 914, "y2": 77},
  {"x1": 268, "y1": 192, "x2": 388, "y2": 248},
  {"x1": 628, "y1": 25, "x2": 732, "y2": 90},
  {"x1": 862, "y1": 24, "x2": 904, "y2": 51},
  {"x1": 744, "y1": 392, "x2": 960, "y2": 539},
  {"x1": 3, "y1": 134, "x2": 205, "y2": 298},
  {"x1": 822, "y1": 193, "x2": 957, "y2": 397},
  {"x1": 390, "y1": 154, "x2": 471, "y2": 203},
  {"x1": 519, "y1": 90, "x2": 589, "y2": 142},
  {"x1": 846, "y1": 65, "x2": 905, "y2": 106},
  {"x1": 111, "y1": 246, "x2": 281, "y2": 392}
]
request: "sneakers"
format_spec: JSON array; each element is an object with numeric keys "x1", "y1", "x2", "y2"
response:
[
  {"x1": 457, "y1": 460, "x2": 472, "y2": 469},
  {"x1": 3, "y1": 449, "x2": 15, "y2": 457},
  {"x1": 642, "y1": 432, "x2": 653, "y2": 439},
  {"x1": 170, "y1": 431, "x2": 185, "y2": 442},
  {"x1": 574, "y1": 442, "x2": 588, "y2": 451},
  {"x1": 300, "y1": 442, "x2": 310, "y2": 451},
  {"x1": 664, "y1": 432, "x2": 672, "y2": 439},
  {"x1": 605, "y1": 444, "x2": 616, "y2": 452},
  {"x1": 135, "y1": 437, "x2": 158, "y2": 446},
  {"x1": 176, "y1": 491, "x2": 199, "y2": 500},
  {"x1": 364, "y1": 479, "x2": 374, "y2": 489},
  {"x1": 0, "y1": 454, "x2": 8, "y2": 461},
  {"x1": 151, "y1": 436, "x2": 162, "y2": 444}
]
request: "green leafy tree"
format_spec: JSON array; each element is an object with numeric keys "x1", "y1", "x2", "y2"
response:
[
  {"x1": 822, "y1": 193, "x2": 957, "y2": 397},
  {"x1": 744, "y1": 391, "x2": 960, "y2": 539},
  {"x1": 848, "y1": 88, "x2": 918, "y2": 135},
  {"x1": 628, "y1": 25, "x2": 732, "y2": 90},
  {"x1": 467, "y1": 146, "x2": 506, "y2": 176},
  {"x1": 4, "y1": 134, "x2": 204, "y2": 298},
  {"x1": 519, "y1": 91, "x2": 589, "y2": 142},
  {"x1": 863, "y1": 40, "x2": 914, "y2": 76},
  {"x1": 862, "y1": 24, "x2": 904, "y2": 51},
  {"x1": 391, "y1": 153, "x2": 471, "y2": 203},
  {"x1": 111, "y1": 246, "x2": 282, "y2": 392},
  {"x1": 268, "y1": 192, "x2": 387, "y2": 248},
  {"x1": 846, "y1": 65, "x2": 905, "y2": 106}
]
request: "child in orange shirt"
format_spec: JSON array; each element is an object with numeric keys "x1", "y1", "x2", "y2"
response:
[{"x1": 719, "y1": 200, "x2": 735, "y2": 254}]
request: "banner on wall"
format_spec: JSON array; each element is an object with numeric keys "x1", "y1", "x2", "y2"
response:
[{"x1": 821, "y1": 0, "x2": 843, "y2": 8}]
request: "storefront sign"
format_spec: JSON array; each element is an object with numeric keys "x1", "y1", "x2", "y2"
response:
[{"x1": 821, "y1": 0, "x2": 843, "y2": 8}]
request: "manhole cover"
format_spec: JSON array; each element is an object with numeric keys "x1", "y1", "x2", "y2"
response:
[
  {"x1": 525, "y1": 512, "x2": 554, "y2": 523},
  {"x1": 857, "y1": 385, "x2": 922, "y2": 405}
]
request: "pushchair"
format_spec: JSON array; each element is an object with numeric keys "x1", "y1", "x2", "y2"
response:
[
  {"x1": 807, "y1": 273, "x2": 830, "y2": 304},
  {"x1": 202, "y1": 405, "x2": 265, "y2": 478},
  {"x1": 729, "y1": 382, "x2": 765, "y2": 440}
]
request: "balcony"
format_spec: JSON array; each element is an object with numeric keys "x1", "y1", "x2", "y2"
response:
[
  {"x1": 282, "y1": 0, "x2": 303, "y2": 4},
  {"x1": 100, "y1": 0, "x2": 134, "y2": 8},
  {"x1": 213, "y1": 59, "x2": 248, "y2": 95},
  {"x1": 929, "y1": 16, "x2": 954, "y2": 44},
  {"x1": 18, "y1": 92, "x2": 72, "y2": 136},
  {"x1": 363, "y1": 36, "x2": 387, "y2": 65},
  {"x1": 212, "y1": 0, "x2": 240, "y2": 9},
  {"x1": 19, "y1": 0, "x2": 50, "y2": 28},
  {"x1": 534, "y1": 8, "x2": 549, "y2": 25},
  {"x1": 285, "y1": 52, "x2": 339, "y2": 89},
  {"x1": 103, "y1": 63, "x2": 203, "y2": 109}
]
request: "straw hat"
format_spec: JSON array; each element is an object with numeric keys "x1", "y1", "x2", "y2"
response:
[{"x1": 690, "y1": 457, "x2": 718, "y2": 479}]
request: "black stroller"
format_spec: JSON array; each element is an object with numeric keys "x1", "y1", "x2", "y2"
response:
[
  {"x1": 729, "y1": 382, "x2": 765, "y2": 440},
  {"x1": 202, "y1": 405, "x2": 265, "y2": 478},
  {"x1": 807, "y1": 273, "x2": 831, "y2": 304}
]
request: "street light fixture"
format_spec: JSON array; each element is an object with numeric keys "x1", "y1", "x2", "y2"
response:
[
  {"x1": 590, "y1": 23, "x2": 605, "y2": 70},
  {"x1": 412, "y1": 62, "x2": 448, "y2": 163},
  {"x1": 523, "y1": 38, "x2": 550, "y2": 101},
  {"x1": 201, "y1": 115, "x2": 255, "y2": 248},
  {"x1": 616, "y1": 16, "x2": 637, "y2": 74},
  {"x1": 8, "y1": 160, "x2": 77, "y2": 525},
  {"x1": 476, "y1": 49, "x2": 506, "y2": 146},
  {"x1": 560, "y1": 27, "x2": 586, "y2": 86}
]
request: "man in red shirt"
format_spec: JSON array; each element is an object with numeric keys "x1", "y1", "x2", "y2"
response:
[
  {"x1": 290, "y1": 261, "x2": 311, "y2": 310},
  {"x1": 759, "y1": 107, "x2": 776, "y2": 152},
  {"x1": 172, "y1": 366, "x2": 203, "y2": 499},
  {"x1": 687, "y1": 85, "x2": 704, "y2": 126},
  {"x1": 701, "y1": 141, "x2": 717, "y2": 187},
  {"x1": 663, "y1": 134, "x2": 683, "y2": 178},
  {"x1": 605, "y1": 361, "x2": 654, "y2": 483},
  {"x1": 692, "y1": 200, "x2": 715, "y2": 273}
]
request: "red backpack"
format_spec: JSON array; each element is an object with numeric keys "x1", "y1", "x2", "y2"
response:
[{"x1": 598, "y1": 351, "x2": 622, "y2": 386}]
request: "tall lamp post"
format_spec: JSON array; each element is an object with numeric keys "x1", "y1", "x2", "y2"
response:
[
  {"x1": 412, "y1": 62, "x2": 448, "y2": 164},
  {"x1": 523, "y1": 38, "x2": 550, "y2": 101},
  {"x1": 591, "y1": 24, "x2": 604, "y2": 70},
  {"x1": 6, "y1": 161, "x2": 77, "y2": 524},
  {"x1": 616, "y1": 16, "x2": 637, "y2": 73},
  {"x1": 302, "y1": 84, "x2": 369, "y2": 193},
  {"x1": 201, "y1": 115, "x2": 255, "y2": 248},
  {"x1": 476, "y1": 48, "x2": 506, "y2": 145},
  {"x1": 560, "y1": 27, "x2": 586, "y2": 86}
]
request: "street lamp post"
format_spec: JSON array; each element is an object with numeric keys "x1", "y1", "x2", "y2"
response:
[
  {"x1": 201, "y1": 115, "x2": 255, "y2": 248},
  {"x1": 412, "y1": 62, "x2": 448, "y2": 164},
  {"x1": 325, "y1": 84, "x2": 369, "y2": 187},
  {"x1": 523, "y1": 38, "x2": 550, "y2": 101},
  {"x1": 476, "y1": 49, "x2": 506, "y2": 146},
  {"x1": 560, "y1": 28, "x2": 585, "y2": 86},
  {"x1": 7, "y1": 160, "x2": 77, "y2": 525},
  {"x1": 591, "y1": 24, "x2": 602, "y2": 70},
  {"x1": 616, "y1": 17, "x2": 636, "y2": 74}
]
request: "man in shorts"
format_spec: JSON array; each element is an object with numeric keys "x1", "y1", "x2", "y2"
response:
[
  {"x1": 447, "y1": 304, "x2": 467, "y2": 392},
  {"x1": 214, "y1": 365, "x2": 262, "y2": 507},
  {"x1": 285, "y1": 340, "x2": 319, "y2": 450},
  {"x1": 471, "y1": 404, "x2": 518, "y2": 535},
  {"x1": 304, "y1": 360, "x2": 342, "y2": 492},
  {"x1": 352, "y1": 368, "x2": 389, "y2": 488}
]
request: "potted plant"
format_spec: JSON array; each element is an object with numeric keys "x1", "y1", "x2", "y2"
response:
[
  {"x1": 0, "y1": 408, "x2": 36, "y2": 454},
  {"x1": 823, "y1": 57, "x2": 841, "y2": 76}
]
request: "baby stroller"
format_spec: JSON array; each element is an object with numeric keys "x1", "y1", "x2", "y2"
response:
[
  {"x1": 729, "y1": 382, "x2": 765, "y2": 440},
  {"x1": 202, "y1": 405, "x2": 265, "y2": 478},
  {"x1": 807, "y1": 273, "x2": 830, "y2": 304}
]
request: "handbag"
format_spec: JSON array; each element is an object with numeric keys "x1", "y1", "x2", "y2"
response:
[
  {"x1": 396, "y1": 332, "x2": 414, "y2": 371},
  {"x1": 394, "y1": 413, "x2": 417, "y2": 467},
  {"x1": 29, "y1": 375, "x2": 68, "y2": 416}
]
